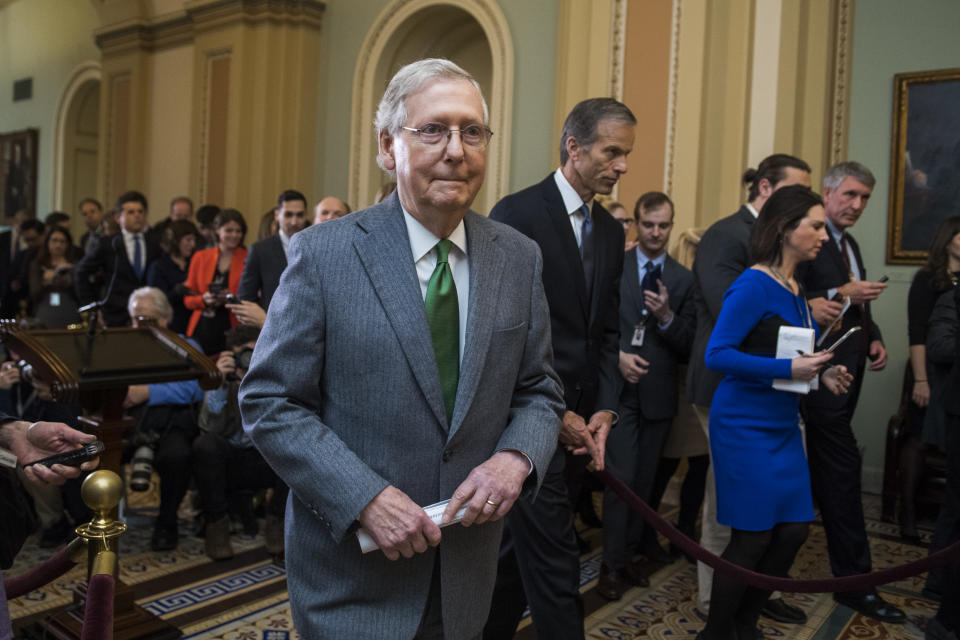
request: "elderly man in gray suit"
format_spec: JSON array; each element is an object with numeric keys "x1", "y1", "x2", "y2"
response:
[{"x1": 240, "y1": 58, "x2": 564, "y2": 639}]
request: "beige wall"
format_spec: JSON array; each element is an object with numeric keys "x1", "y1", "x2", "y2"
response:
[
  {"x1": 146, "y1": 44, "x2": 194, "y2": 214},
  {"x1": 0, "y1": 0, "x2": 101, "y2": 219}
]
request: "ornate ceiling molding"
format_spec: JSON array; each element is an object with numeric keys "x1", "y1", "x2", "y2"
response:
[{"x1": 94, "y1": 0, "x2": 325, "y2": 54}]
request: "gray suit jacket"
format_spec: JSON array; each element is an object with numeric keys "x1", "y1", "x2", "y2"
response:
[
  {"x1": 237, "y1": 234, "x2": 286, "y2": 309},
  {"x1": 240, "y1": 194, "x2": 564, "y2": 639},
  {"x1": 618, "y1": 251, "x2": 696, "y2": 420}
]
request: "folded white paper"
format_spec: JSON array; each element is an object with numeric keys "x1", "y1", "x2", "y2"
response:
[
  {"x1": 773, "y1": 326, "x2": 817, "y2": 394},
  {"x1": 356, "y1": 498, "x2": 469, "y2": 554}
]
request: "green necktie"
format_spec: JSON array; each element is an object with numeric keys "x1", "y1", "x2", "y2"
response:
[{"x1": 424, "y1": 239, "x2": 459, "y2": 422}]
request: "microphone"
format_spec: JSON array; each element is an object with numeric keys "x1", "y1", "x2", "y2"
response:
[{"x1": 81, "y1": 235, "x2": 122, "y2": 334}]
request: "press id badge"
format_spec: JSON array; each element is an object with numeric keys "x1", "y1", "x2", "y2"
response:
[
  {"x1": 49, "y1": 292, "x2": 61, "y2": 307},
  {"x1": 631, "y1": 323, "x2": 645, "y2": 347}
]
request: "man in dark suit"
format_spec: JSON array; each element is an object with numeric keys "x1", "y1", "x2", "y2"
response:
[
  {"x1": 77, "y1": 198, "x2": 104, "y2": 256},
  {"x1": 3, "y1": 218, "x2": 45, "y2": 319},
  {"x1": 234, "y1": 189, "x2": 308, "y2": 327},
  {"x1": 75, "y1": 191, "x2": 159, "y2": 327},
  {"x1": 483, "y1": 97, "x2": 635, "y2": 639},
  {"x1": 598, "y1": 191, "x2": 696, "y2": 600},
  {"x1": 797, "y1": 161, "x2": 904, "y2": 623},
  {"x1": 147, "y1": 196, "x2": 194, "y2": 247},
  {"x1": 687, "y1": 153, "x2": 811, "y2": 622}
]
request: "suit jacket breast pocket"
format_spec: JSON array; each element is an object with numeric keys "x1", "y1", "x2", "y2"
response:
[{"x1": 489, "y1": 321, "x2": 527, "y2": 376}]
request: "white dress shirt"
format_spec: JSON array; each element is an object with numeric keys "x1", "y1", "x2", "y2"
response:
[
  {"x1": 278, "y1": 229, "x2": 292, "y2": 258},
  {"x1": 554, "y1": 168, "x2": 592, "y2": 247},
  {"x1": 402, "y1": 208, "x2": 469, "y2": 363}
]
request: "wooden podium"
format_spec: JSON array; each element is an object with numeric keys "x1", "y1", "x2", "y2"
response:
[{"x1": 1, "y1": 320, "x2": 221, "y2": 640}]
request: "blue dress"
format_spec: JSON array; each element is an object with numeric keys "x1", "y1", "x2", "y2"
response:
[{"x1": 706, "y1": 268, "x2": 818, "y2": 531}]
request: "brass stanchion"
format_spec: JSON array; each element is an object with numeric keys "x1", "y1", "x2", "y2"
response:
[
  {"x1": 41, "y1": 470, "x2": 181, "y2": 639},
  {"x1": 75, "y1": 470, "x2": 126, "y2": 581}
]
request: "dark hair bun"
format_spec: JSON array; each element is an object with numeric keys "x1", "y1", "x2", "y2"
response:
[{"x1": 742, "y1": 168, "x2": 758, "y2": 185}]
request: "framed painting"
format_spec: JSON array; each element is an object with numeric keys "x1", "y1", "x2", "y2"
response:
[
  {"x1": 1, "y1": 128, "x2": 39, "y2": 222},
  {"x1": 887, "y1": 68, "x2": 960, "y2": 264}
]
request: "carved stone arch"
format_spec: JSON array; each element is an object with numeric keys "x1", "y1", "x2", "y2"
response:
[
  {"x1": 52, "y1": 61, "x2": 102, "y2": 220},
  {"x1": 348, "y1": 0, "x2": 514, "y2": 214}
]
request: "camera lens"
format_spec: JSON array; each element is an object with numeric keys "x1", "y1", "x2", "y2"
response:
[{"x1": 130, "y1": 445, "x2": 155, "y2": 492}]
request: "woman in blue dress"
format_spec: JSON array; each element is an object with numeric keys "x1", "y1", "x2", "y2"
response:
[{"x1": 700, "y1": 185, "x2": 853, "y2": 640}]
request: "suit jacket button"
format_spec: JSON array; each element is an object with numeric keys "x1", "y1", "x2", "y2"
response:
[{"x1": 442, "y1": 450, "x2": 452, "y2": 462}]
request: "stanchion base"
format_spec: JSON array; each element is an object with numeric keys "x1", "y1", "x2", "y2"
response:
[{"x1": 25, "y1": 579, "x2": 181, "y2": 640}]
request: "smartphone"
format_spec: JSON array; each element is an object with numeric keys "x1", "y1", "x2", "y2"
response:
[
  {"x1": 877, "y1": 275, "x2": 889, "y2": 283},
  {"x1": 225, "y1": 293, "x2": 239, "y2": 304},
  {"x1": 824, "y1": 326, "x2": 862, "y2": 353},
  {"x1": 22, "y1": 441, "x2": 104, "y2": 469}
]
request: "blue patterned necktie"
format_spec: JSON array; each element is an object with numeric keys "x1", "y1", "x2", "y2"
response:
[
  {"x1": 424, "y1": 239, "x2": 459, "y2": 423},
  {"x1": 580, "y1": 204, "x2": 594, "y2": 297},
  {"x1": 642, "y1": 261, "x2": 661, "y2": 295},
  {"x1": 133, "y1": 234, "x2": 144, "y2": 279}
]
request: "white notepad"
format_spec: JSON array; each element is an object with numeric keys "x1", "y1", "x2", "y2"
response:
[
  {"x1": 773, "y1": 326, "x2": 818, "y2": 394},
  {"x1": 356, "y1": 499, "x2": 469, "y2": 554}
]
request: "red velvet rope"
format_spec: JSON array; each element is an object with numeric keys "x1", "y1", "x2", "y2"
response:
[
  {"x1": 5, "y1": 543, "x2": 77, "y2": 600},
  {"x1": 80, "y1": 574, "x2": 114, "y2": 640},
  {"x1": 594, "y1": 467, "x2": 960, "y2": 593}
]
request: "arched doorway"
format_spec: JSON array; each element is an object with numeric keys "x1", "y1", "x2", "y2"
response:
[
  {"x1": 349, "y1": 0, "x2": 513, "y2": 214},
  {"x1": 53, "y1": 62, "x2": 101, "y2": 241}
]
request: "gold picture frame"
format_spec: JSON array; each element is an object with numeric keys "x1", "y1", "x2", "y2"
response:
[
  {"x1": 887, "y1": 67, "x2": 960, "y2": 265},
  {"x1": 1, "y1": 128, "x2": 39, "y2": 222}
]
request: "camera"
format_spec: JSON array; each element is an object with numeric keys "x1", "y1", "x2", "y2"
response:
[
  {"x1": 226, "y1": 347, "x2": 255, "y2": 382},
  {"x1": 130, "y1": 445, "x2": 155, "y2": 492},
  {"x1": 16, "y1": 359, "x2": 34, "y2": 384}
]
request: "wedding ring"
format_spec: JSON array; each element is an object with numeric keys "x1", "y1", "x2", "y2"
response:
[{"x1": 486, "y1": 499, "x2": 499, "y2": 507}]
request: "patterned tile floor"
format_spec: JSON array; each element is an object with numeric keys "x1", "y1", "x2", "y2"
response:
[{"x1": 4, "y1": 493, "x2": 942, "y2": 639}]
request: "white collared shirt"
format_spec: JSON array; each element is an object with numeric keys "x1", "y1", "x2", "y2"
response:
[
  {"x1": 121, "y1": 228, "x2": 145, "y2": 270},
  {"x1": 402, "y1": 208, "x2": 469, "y2": 363},
  {"x1": 278, "y1": 229, "x2": 291, "y2": 258},
  {"x1": 554, "y1": 168, "x2": 592, "y2": 248},
  {"x1": 745, "y1": 202, "x2": 760, "y2": 218}
]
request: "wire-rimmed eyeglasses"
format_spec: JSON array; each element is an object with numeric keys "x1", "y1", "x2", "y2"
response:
[{"x1": 401, "y1": 123, "x2": 494, "y2": 149}]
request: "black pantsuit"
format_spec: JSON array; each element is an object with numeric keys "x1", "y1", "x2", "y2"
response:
[
  {"x1": 485, "y1": 174, "x2": 624, "y2": 639},
  {"x1": 798, "y1": 231, "x2": 881, "y2": 590}
]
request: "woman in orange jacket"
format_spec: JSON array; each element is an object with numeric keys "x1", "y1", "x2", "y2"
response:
[{"x1": 184, "y1": 209, "x2": 248, "y2": 354}]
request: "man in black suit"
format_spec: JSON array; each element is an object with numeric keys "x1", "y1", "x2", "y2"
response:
[
  {"x1": 75, "y1": 191, "x2": 159, "y2": 327},
  {"x1": 483, "y1": 97, "x2": 635, "y2": 639},
  {"x1": 3, "y1": 218, "x2": 45, "y2": 319},
  {"x1": 77, "y1": 198, "x2": 104, "y2": 256},
  {"x1": 234, "y1": 189, "x2": 308, "y2": 327},
  {"x1": 147, "y1": 196, "x2": 194, "y2": 246},
  {"x1": 687, "y1": 153, "x2": 811, "y2": 622},
  {"x1": 598, "y1": 191, "x2": 695, "y2": 600},
  {"x1": 797, "y1": 161, "x2": 904, "y2": 623}
]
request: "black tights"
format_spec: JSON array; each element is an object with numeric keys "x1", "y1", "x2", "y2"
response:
[{"x1": 701, "y1": 522, "x2": 809, "y2": 640}]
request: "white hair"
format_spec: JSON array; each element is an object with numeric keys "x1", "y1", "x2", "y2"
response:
[
  {"x1": 823, "y1": 161, "x2": 876, "y2": 190},
  {"x1": 374, "y1": 58, "x2": 488, "y2": 173},
  {"x1": 128, "y1": 286, "x2": 173, "y2": 321}
]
